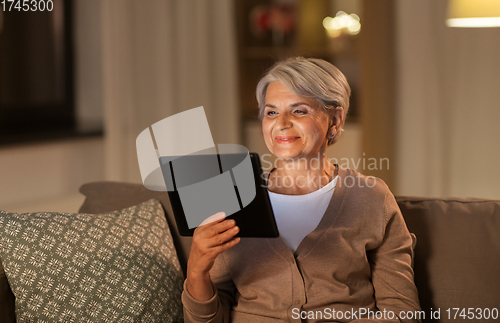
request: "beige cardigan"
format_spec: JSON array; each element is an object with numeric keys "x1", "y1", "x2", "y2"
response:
[{"x1": 182, "y1": 166, "x2": 421, "y2": 322}]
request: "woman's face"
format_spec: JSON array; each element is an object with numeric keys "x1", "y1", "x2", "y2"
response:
[{"x1": 262, "y1": 81, "x2": 331, "y2": 161}]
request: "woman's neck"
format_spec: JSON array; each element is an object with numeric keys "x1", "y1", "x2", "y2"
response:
[{"x1": 268, "y1": 154, "x2": 337, "y2": 195}]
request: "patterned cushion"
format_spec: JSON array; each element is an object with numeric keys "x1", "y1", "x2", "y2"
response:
[{"x1": 0, "y1": 199, "x2": 183, "y2": 322}]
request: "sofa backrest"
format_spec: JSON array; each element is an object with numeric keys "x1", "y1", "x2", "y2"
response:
[{"x1": 396, "y1": 196, "x2": 500, "y2": 318}]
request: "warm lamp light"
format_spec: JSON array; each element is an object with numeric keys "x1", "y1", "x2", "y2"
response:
[
  {"x1": 447, "y1": 0, "x2": 500, "y2": 27},
  {"x1": 323, "y1": 11, "x2": 361, "y2": 38}
]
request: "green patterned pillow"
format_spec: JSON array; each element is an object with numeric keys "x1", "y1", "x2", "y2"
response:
[{"x1": 0, "y1": 199, "x2": 183, "y2": 322}]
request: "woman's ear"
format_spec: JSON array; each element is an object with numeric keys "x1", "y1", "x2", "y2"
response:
[
  {"x1": 329, "y1": 107, "x2": 344, "y2": 132},
  {"x1": 329, "y1": 107, "x2": 344, "y2": 125},
  {"x1": 334, "y1": 107, "x2": 345, "y2": 127},
  {"x1": 328, "y1": 118, "x2": 335, "y2": 129}
]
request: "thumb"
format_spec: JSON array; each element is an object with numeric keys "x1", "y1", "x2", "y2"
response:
[{"x1": 200, "y1": 212, "x2": 226, "y2": 227}]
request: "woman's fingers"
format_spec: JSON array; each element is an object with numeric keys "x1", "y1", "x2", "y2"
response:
[
  {"x1": 192, "y1": 214, "x2": 239, "y2": 252},
  {"x1": 199, "y1": 212, "x2": 226, "y2": 227},
  {"x1": 217, "y1": 236, "x2": 241, "y2": 253},
  {"x1": 188, "y1": 213, "x2": 241, "y2": 276},
  {"x1": 197, "y1": 213, "x2": 237, "y2": 238},
  {"x1": 204, "y1": 223, "x2": 239, "y2": 249},
  {"x1": 194, "y1": 219, "x2": 239, "y2": 249}
]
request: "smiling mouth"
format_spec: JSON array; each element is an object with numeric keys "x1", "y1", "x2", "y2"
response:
[{"x1": 275, "y1": 136, "x2": 300, "y2": 143}]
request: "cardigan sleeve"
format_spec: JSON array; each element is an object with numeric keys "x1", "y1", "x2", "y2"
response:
[
  {"x1": 366, "y1": 191, "x2": 422, "y2": 323},
  {"x1": 181, "y1": 254, "x2": 236, "y2": 323}
]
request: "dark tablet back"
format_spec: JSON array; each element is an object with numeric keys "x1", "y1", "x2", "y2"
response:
[{"x1": 164, "y1": 153, "x2": 279, "y2": 237}]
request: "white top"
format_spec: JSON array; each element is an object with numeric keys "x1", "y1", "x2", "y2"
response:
[{"x1": 268, "y1": 175, "x2": 338, "y2": 253}]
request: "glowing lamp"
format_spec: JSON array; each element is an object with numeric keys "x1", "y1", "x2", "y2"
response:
[{"x1": 447, "y1": 0, "x2": 500, "y2": 28}]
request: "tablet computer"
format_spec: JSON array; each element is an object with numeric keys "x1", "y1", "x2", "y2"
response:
[{"x1": 163, "y1": 152, "x2": 279, "y2": 237}]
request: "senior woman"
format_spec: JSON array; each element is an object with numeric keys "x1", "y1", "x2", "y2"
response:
[{"x1": 182, "y1": 57, "x2": 421, "y2": 322}]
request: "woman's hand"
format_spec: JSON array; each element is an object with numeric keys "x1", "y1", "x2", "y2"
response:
[{"x1": 186, "y1": 212, "x2": 240, "y2": 301}]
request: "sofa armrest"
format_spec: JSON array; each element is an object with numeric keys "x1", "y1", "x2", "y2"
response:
[{"x1": 0, "y1": 258, "x2": 16, "y2": 323}]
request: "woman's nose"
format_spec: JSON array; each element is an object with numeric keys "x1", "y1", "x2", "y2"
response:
[{"x1": 276, "y1": 112, "x2": 292, "y2": 130}]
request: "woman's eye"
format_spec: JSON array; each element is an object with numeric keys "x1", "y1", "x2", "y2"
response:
[
  {"x1": 266, "y1": 111, "x2": 276, "y2": 116},
  {"x1": 294, "y1": 109, "x2": 306, "y2": 114}
]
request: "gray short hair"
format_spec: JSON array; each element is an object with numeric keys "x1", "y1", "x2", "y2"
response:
[{"x1": 256, "y1": 57, "x2": 351, "y2": 145}]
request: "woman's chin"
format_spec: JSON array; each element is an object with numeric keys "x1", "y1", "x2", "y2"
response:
[{"x1": 271, "y1": 149, "x2": 301, "y2": 161}]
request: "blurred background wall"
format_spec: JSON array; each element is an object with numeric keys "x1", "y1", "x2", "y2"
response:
[
  {"x1": 0, "y1": 0, "x2": 499, "y2": 213},
  {"x1": 395, "y1": 0, "x2": 500, "y2": 199},
  {"x1": 0, "y1": 0, "x2": 240, "y2": 212}
]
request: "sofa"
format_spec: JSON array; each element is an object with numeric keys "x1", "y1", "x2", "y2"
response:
[{"x1": 1, "y1": 181, "x2": 499, "y2": 322}]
